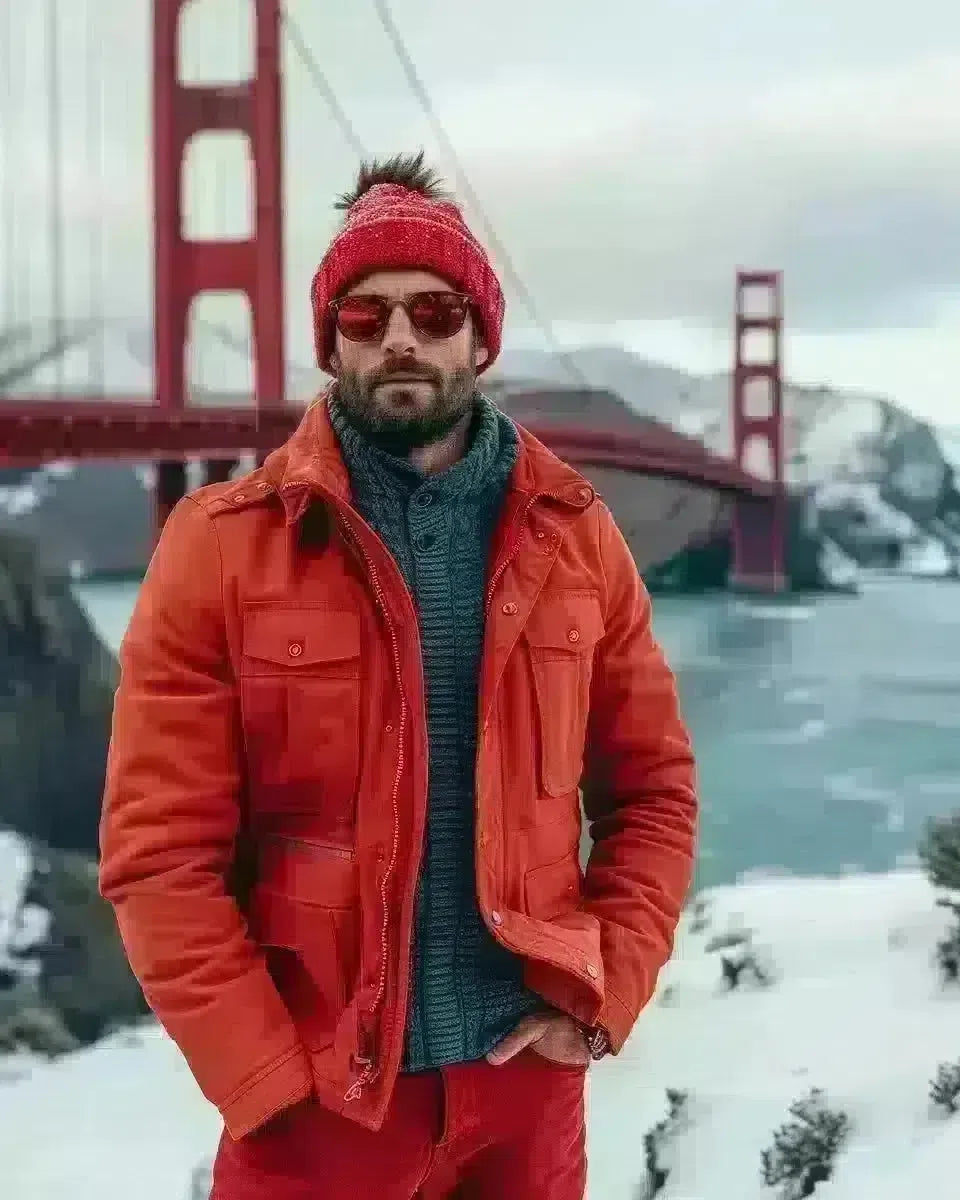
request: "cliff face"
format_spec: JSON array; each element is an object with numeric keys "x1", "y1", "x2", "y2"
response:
[
  {"x1": 0, "y1": 541, "x2": 148, "y2": 1055},
  {"x1": 0, "y1": 530, "x2": 114, "y2": 854}
]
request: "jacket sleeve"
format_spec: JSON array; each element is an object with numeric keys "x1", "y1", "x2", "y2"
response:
[
  {"x1": 98, "y1": 497, "x2": 313, "y2": 1138},
  {"x1": 581, "y1": 502, "x2": 698, "y2": 1052}
]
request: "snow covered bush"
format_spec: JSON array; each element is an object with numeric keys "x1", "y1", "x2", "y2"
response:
[
  {"x1": 759, "y1": 1088, "x2": 851, "y2": 1199},
  {"x1": 688, "y1": 896, "x2": 711, "y2": 934},
  {"x1": 916, "y1": 812, "x2": 960, "y2": 986},
  {"x1": 929, "y1": 1060, "x2": 960, "y2": 1116},
  {"x1": 935, "y1": 922, "x2": 960, "y2": 985},
  {"x1": 634, "y1": 1088, "x2": 689, "y2": 1199},
  {"x1": 187, "y1": 1161, "x2": 212, "y2": 1200},
  {"x1": 918, "y1": 811, "x2": 960, "y2": 891},
  {"x1": 705, "y1": 927, "x2": 776, "y2": 990}
]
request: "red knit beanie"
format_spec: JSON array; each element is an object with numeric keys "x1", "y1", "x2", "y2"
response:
[{"x1": 311, "y1": 182, "x2": 504, "y2": 374}]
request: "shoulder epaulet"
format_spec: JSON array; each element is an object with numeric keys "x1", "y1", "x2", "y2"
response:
[{"x1": 189, "y1": 469, "x2": 277, "y2": 518}]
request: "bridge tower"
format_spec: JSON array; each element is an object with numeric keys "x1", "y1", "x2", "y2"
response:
[
  {"x1": 730, "y1": 270, "x2": 787, "y2": 592},
  {"x1": 152, "y1": 0, "x2": 285, "y2": 537}
]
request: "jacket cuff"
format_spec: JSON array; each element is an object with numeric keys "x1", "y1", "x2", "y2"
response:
[
  {"x1": 595, "y1": 985, "x2": 636, "y2": 1054},
  {"x1": 220, "y1": 1046, "x2": 314, "y2": 1140}
]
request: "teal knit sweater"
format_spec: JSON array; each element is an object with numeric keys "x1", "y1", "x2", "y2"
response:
[{"x1": 329, "y1": 392, "x2": 542, "y2": 1071}]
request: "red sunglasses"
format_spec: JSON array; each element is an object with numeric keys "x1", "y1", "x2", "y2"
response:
[{"x1": 329, "y1": 290, "x2": 472, "y2": 343}]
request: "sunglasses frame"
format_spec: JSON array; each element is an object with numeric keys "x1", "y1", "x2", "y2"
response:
[{"x1": 328, "y1": 290, "x2": 473, "y2": 343}]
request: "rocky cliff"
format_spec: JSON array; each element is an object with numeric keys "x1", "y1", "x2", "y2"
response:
[
  {"x1": 0, "y1": 529, "x2": 115, "y2": 853},
  {"x1": 0, "y1": 535, "x2": 146, "y2": 1057}
]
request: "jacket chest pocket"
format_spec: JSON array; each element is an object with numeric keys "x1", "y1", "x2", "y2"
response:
[
  {"x1": 525, "y1": 592, "x2": 604, "y2": 800},
  {"x1": 240, "y1": 607, "x2": 362, "y2": 820}
]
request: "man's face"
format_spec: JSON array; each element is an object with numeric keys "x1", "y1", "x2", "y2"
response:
[{"x1": 329, "y1": 269, "x2": 489, "y2": 455}]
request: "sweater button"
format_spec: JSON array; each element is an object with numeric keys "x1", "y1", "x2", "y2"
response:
[
  {"x1": 567, "y1": 628, "x2": 581, "y2": 643},
  {"x1": 586, "y1": 963, "x2": 599, "y2": 979},
  {"x1": 288, "y1": 641, "x2": 304, "y2": 658},
  {"x1": 502, "y1": 601, "x2": 518, "y2": 615},
  {"x1": 490, "y1": 910, "x2": 503, "y2": 926}
]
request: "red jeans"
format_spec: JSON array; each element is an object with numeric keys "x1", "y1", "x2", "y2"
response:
[{"x1": 211, "y1": 1049, "x2": 587, "y2": 1199}]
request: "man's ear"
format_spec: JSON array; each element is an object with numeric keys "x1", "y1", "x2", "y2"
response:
[
  {"x1": 474, "y1": 341, "x2": 489, "y2": 369},
  {"x1": 329, "y1": 348, "x2": 341, "y2": 373}
]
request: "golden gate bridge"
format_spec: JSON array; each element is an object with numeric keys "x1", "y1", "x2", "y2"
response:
[{"x1": 0, "y1": 0, "x2": 787, "y2": 591}]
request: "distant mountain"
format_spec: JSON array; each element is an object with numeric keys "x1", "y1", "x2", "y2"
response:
[{"x1": 2, "y1": 330, "x2": 957, "y2": 579}]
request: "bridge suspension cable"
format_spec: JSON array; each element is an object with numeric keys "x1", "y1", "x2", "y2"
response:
[
  {"x1": 84, "y1": 0, "x2": 106, "y2": 392},
  {"x1": 369, "y1": 0, "x2": 589, "y2": 389},
  {"x1": 46, "y1": 0, "x2": 65, "y2": 392},
  {"x1": 280, "y1": 7, "x2": 371, "y2": 160}
]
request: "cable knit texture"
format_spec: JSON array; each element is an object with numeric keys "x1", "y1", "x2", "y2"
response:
[
  {"x1": 311, "y1": 182, "x2": 504, "y2": 373},
  {"x1": 328, "y1": 390, "x2": 542, "y2": 1071}
]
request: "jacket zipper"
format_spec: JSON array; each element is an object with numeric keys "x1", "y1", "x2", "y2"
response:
[
  {"x1": 484, "y1": 491, "x2": 546, "y2": 618},
  {"x1": 335, "y1": 513, "x2": 419, "y2": 1104}
]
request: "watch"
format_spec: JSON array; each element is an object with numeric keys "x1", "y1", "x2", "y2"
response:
[{"x1": 580, "y1": 1023, "x2": 611, "y2": 1060}]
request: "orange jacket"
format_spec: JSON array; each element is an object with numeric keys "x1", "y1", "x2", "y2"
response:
[{"x1": 99, "y1": 398, "x2": 697, "y2": 1140}]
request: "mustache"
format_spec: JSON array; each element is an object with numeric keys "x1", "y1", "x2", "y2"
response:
[{"x1": 369, "y1": 361, "x2": 442, "y2": 386}]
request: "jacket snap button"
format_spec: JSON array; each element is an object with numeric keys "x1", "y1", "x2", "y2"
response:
[
  {"x1": 502, "y1": 602, "x2": 518, "y2": 615},
  {"x1": 567, "y1": 628, "x2": 580, "y2": 643},
  {"x1": 490, "y1": 910, "x2": 503, "y2": 926},
  {"x1": 586, "y1": 963, "x2": 599, "y2": 979},
  {"x1": 233, "y1": 493, "x2": 245, "y2": 503},
  {"x1": 288, "y1": 641, "x2": 304, "y2": 658}
]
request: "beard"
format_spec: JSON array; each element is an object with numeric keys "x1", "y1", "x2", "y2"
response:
[{"x1": 333, "y1": 362, "x2": 477, "y2": 457}]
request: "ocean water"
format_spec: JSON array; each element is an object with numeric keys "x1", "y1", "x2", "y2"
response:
[{"x1": 73, "y1": 573, "x2": 960, "y2": 889}]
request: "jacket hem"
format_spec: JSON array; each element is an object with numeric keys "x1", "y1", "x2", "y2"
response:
[{"x1": 220, "y1": 1045, "x2": 314, "y2": 1140}]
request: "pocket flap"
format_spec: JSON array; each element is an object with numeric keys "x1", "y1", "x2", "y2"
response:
[
  {"x1": 242, "y1": 607, "x2": 361, "y2": 668},
  {"x1": 524, "y1": 592, "x2": 603, "y2": 652},
  {"x1": 524, "y1": 855, "x2": 583, "y2": 922},
  {"x1": 256, "y1": 836, "x2": 359, "y2": 909}
]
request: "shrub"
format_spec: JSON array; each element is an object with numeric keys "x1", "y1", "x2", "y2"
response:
[
  {"x1": 929, "y1": 1060, "x2": 960, "y2": 1116},
  {"x1": 635, "y1": 1088, "x2": 689, "y2": 1199},
  {"x1": 935, "y1": 924, "x2": 960, "y2": 985},
  {"x1": 706, "y1": 929, "x2": 776, "y2": 990},
  {"x1": 760, "y1": 1088, "x2": 851, "y2": 1199},
  {"x1": 918, "y1": 812, "x2": 960, "y2": 892},
  {"x1": 688, "y1": 897, "x2": 711, "y2": 935}
]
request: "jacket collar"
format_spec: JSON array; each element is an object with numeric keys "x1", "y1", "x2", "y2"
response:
[{"x1": 262, "y1": 386, "x2": 597, "y2": 525}]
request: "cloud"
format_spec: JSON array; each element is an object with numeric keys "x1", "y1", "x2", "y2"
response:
[{"x1": 4, "y1": 0, "x2": 960, "y2": 420}]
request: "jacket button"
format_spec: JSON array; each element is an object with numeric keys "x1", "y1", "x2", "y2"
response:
[
  {"x1": 490, "y1": 910, "x2": 503, "y2": 926},
  {"x1": 586, "y1": 963, "x2": 599, "y2": 979},
  {"x1": 288, "y1": 641, "x2": 304, "y2": 658},
  {"x1": 502, "y1": 602, "x2": 518, "y2": 615},
  {"x1": 578, "y1": 487, "x2": 592, "y2": 503},
  {"x1": 567, "y1": 628, "x2": 581, "y2": 643}
]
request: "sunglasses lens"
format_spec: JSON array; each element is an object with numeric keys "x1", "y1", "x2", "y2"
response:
[
  {"x1": 335, "y1": 297, "x2": 385, "y2": 341},
  {"x1": 409, "y1": 292, "x2": 469, "y2": 338}
]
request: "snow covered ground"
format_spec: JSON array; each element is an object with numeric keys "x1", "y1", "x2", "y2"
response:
[{"x1": 1, "y1": 832, "x2": 958, "y2": 1199}]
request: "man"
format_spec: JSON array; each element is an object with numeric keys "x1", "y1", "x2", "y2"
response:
[{"x1": 99, "y1": 151, "x2": 698, "y2": 1198}]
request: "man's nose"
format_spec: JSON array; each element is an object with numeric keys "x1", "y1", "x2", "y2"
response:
[{"x1": 380, "y1": 303, "x2": 418, "y2": 357}]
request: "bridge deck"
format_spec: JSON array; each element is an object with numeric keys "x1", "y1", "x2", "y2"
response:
[{"x1": 0, "y1": 395, "x2": 772, "y2": 498}]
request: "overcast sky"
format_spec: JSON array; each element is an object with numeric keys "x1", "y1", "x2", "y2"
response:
[{"x1": 4, "y1": 0, "x2": 960, "y2": 423}]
